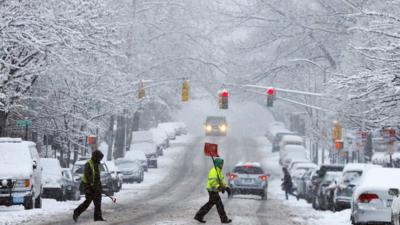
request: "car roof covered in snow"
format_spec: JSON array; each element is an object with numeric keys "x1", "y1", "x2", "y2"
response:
[
  {"x1": 281, "y1": 135, "x2": 304, "y2": 143},
  {"x1": 283, "y1": 145, "x2": 306, "y2": 152},
  {"x1": 343, "y1": 163, "x2": 381, "y2": 173},
  {"x1": 131, "y1": 131, "x2": 154, "y2": 143},
  {"x1": 0, "y1": 140, "x2": 34, "y2": 178},
  {"x1": 41, "y1": 158, "x2": 62, "y2": 176},
  {"x1": 354, "y1": 167, "x2": 400, "y2": 198}
]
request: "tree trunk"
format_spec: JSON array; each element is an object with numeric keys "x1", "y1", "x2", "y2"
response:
[
  {"x1": 107, "y1": 115, "x2": 115, "y2": 161},
  {"x1": 0, "y1": 111, "x2": 8, "y2": 137},
  {"x1": 113, "y1": 115, "x2": 126, "y2": 159}
]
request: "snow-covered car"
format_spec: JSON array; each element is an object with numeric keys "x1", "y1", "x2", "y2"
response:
[
  {"x1": 351, "y1": 167, "x2": 400, "y2": 225},
  {"x1": 288, "y1": 161, "x2": 315, "y2": 174},
  {"x1": 297, "y1": 168, "x2": 317, "y2": 201},
  {"x1": 41, "y1": 158, "x2": 67, "y2": 201},
  {"x1": 279, "y1": 135, "x2": 304, "y2": 152},
  {"x1": 72, "y1": 160, "x2": 114, "y2": 196},
  {"x1": 227, "y1": 162, "x2": 269, "y2": 200},
  {"x1": 61, "y1": 168, "x2": 81, "y2": 201},
  {"x1": 150, "y1": 128, "x2": 169, "y2": 151},
  {"x1": 271, "y1": 131, "x2": 297, "y2": 152},
  {"x1": 125, "y1": 149, "x2": 149, "y2": 172},
  {"x1": 390, "y1": 189, "x2": 400, "y2": 225},
  {"x1": 308, "y1": 164, "x2": 344, "y2": 207},
  {"x1": 132, "y1": 130, "x2": 163, "y2": 156},
  {"x1": 313, "y1": 171, "x2": 342, "y2": 211},
  {"x1": 0, "y1": 138, "x2": 42, "y2": 209},
  {"x1": 132, "y1": 142, "x2": 158, "y2": 168},
  {"x1": 104, "y1": 161, "x2": 123, "y2": 192},
  {"x1": 204, "y1": 116, "x2": 228, "y2": 136},
  {"x1": 168, "y1": 122, "x2": 188, "y2": 135},
  {"x1": 280, "y1": 145, "x2": 308, "y2": 167},
  {"x1": 157, "y1": 123, "x2": 177, "y2": 140},
  {"x1": 334, "y1": 163, "x2": 381, "y2": 211},
  {"x1": 115, "y1": 158, "x2": 144, "y2": 183}
]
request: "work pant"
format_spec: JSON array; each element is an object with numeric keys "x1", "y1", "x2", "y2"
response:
[
  {"x1": 285, "y1": 187, "x2": 297, "y2": 200},
  {"x1": 195, "y1": 191, "x2": 228, "y2": 222},
  {"x1": 74, "y1": 191, "x2": 102, "y2": 220}
]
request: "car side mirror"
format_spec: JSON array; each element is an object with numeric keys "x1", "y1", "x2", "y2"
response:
[
  {"x1": 389, "y1": 188, "x2": 400, "y2": 197},
  {"x1": 32, "y1": 161, "x2": 37, "y2": 170}
]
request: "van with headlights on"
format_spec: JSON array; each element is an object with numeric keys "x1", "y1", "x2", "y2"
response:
[{"x1": 204, "y1": 116, "x2": 228, "y2": 136}]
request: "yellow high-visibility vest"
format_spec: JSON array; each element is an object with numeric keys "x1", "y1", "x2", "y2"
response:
[{"x1": 206, "y1": 167, "x2": 226, "y2": 192}]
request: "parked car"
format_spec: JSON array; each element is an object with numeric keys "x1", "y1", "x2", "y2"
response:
[
  {"x1": 125, "y1": 149, "x2": 149, "y2": 172},
  {"x1": 390, "y1": 188, "x2": 400, "y2": 225},
  {"x1": 0, "y1": 138, "x2": 42, "y2": 209},
  {"x1": 72, "y1": 160, "x2": 114, "y2": 196},
  {"x1": 174, "y1": 122, "x2": 188, "y2": 135},
  {"x1": 309, "y1": 164, "x2": 344, "y2": 207},
  {"x1": 131, "y1": 142, "x2": 158, "y2": 169},
  {"x1": 289, "y1": 162, "x2": 317, "y2": 175},
  {"x1": 115, "y1": 158, "x2": 144, "y2": 183},
  {"x1": 351, "y1": 167, "x2": 400, "y2": 225},
  {"x1": 333, "y1": 163, "x2": 381, "y2": 211},
  {"x1": 150, "y1": 128, "x2": 169, "y2": 152},
  {"x1": 132, "y1": 130, "x2": 163, "y2": 156},
  {"x1": 157, "y1": 123, "x2": 177, "y2": 140},
  {"x1": 271, "y1": 131, "x2": 297, "y2": 152},
  {"x1": 61, "y1": 168, "x2": 81, "y2": 201},
  {"x1": 290, "y1": 163, "x2": 317, "y2": 197},
  {"x1": 279, "y1": 135, "x2": 304, "y2": 153},
  {"x1": 297, "y1": 168, "x2": 317, "y2": 201},
  {"x1": 204, "y1": 116, "x2": 228, "y2": 136},
  {"x1": 280, "y1": 145, "x2": 308, "y2": 167},
  {"x1": 303, "y1": 169, "x2": 319, "y2": 203},
  {"x1": 41, "y1": 158, "x2": 67, "y2": 201},
  {"x1": 313, "y1": 171, "x2": 342, "y2": 210},
  {"x1": 227, "y1": 162, "x2": 269, "y2": 200},
  {"x1": 104, "y1": 161, "x2": 123, "y2": 192}
]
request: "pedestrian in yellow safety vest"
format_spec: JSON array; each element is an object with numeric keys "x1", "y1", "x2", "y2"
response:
[
  {"x1": 194, "y1": 157, "x2": 232, "y2": 224},
  {"x1": 73, "y1": 150, "x2": 105, "y2": 222}
]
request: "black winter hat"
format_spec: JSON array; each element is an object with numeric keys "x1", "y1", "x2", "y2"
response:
[{"x1": 92, "y1": 150, "x2": 104, "y2": 162}]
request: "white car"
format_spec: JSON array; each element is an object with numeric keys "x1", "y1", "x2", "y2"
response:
[
  {"x1": 41, "y1": 158, "x2": 66, "y2": 201},
  {"x1": 157, "y1": 123, "x2": 177, "y2": 140},
  {"x1": 351, "y1": 167, "x2": 400, "y2": 224},
  {"x1": 150, "y1": 128, "x2": 169, "y2": 149},
  {"x1": 125, "y1": 149, "x2": 149, "y2": 171},
  {"x1": 280, "y1": 145, "x2": 308, "y2": 167},
  {"x1": 279, "y1": 135, "x2": 304, "y2": 152},
  {"x1": 104, "y1": 161, "x2": 123, "y2": 192},
  {"x1": 0, "y1": 138, "x2": 42, "y2": 209}
]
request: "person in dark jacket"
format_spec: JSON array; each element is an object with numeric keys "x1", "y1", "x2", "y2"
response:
[
  {"x1": 281, "y1": 167, "x2": 298, "y2": 200},
  {"x1": 73, "y1": 150, "x2": 105, "y2": 222}
]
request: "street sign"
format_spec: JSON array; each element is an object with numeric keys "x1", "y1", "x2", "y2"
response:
[
  {"x1": 16, "y1": 119, "x2": 32, "y2": 127},
  {"x1": 204, "y1": 143, "x2": 219, "y2": 157}
]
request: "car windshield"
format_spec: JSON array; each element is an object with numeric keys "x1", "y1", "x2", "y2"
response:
[
  {"x1": 233, "y1": 166, "x2": 263, "y2": 174},
  {"x1": 206, "y1": 117, "x2": 226, "y2": 124},
  {"x1": 63, "y1": 170, "x2": 72, "y2": 179},
  {"x1": 74, "y1": 163, "x2": 106, "y2": 174}
]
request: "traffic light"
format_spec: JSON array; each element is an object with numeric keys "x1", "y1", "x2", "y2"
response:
[
  {"x1": 182, "y1": 79, "x2": 190, "y2": 102},
  {"x1": 219, "y1": 89, "x2": 229, "y2": 109},
  {"x1": 335, "y1": 140, "x2": 344, "y2": 150},
  {"x1": 266, "y1": 87, "x2": 275, "y2": 107},
  {"x1": 138, "y1": 82, "x2": 145, "y2": 99},
  {"x1": 332, "y1": 121, "x2": 342, "y2": 140}
]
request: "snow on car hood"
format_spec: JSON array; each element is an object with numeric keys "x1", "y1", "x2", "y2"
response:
[
  {"x1": 42, "y1": 175, "x2": 62, "y2": 188},
  {"x1": 0, "y1": 165, "x2": 32, "y2": 179},
  {"x1": 131, "y1": 143, "x2": 157, "y2": 154}
]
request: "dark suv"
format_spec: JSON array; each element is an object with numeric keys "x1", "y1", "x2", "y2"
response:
[{"x1": 204, "y1": 116, "x2": 228, "y2": 136}]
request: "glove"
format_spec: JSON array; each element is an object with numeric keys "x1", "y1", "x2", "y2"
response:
[
  {"x1": 218, "y1": 186, "x2": 225, "y2": 193},
  {"x1": 226, "y1": 187, "x2": 232, "y2": 196}
]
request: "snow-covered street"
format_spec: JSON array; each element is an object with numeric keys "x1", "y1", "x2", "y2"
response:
[{"x1": 0, "y1": 134, "x2": 352, "y2": 225}]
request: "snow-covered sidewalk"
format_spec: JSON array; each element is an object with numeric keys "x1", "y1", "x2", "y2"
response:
[
  {"x1": 256, "y1": 137, "x2": 351, "y2": 225},
  {"x1": 0, "y1": 135, "x2": 193, "y2": 225}
]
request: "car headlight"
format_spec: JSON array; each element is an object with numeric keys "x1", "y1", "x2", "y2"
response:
[
  {"x1": 219, "y1": 124, "x2": 227, "y2": 132},
  {"x1": 205, "y1": 125, "x2": 212, "y2": 132}
]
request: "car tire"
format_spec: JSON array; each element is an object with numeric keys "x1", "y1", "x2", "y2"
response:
[
  {"x1": 24, "y1": 195, "x2": 34, "y2": 210},
  {"x1": 34, "y1": 195, "x2": 42, "y2": 208},
  {"x1": 56, "y1": 190, "x2": 63, "y2": 201}
]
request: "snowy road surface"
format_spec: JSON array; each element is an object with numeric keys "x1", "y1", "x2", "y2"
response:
[{"x1": 3, "y1": 135, "x2": 351, "y2": 225}]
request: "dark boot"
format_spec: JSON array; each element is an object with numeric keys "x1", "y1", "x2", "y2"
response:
[
  {"x1": 94, "y1": 217, "x2": 106, "y2": 222},
  {"x1": 194, "y1": 216, "x2": 206, "y2": 223},
  {"x1": 221, "y1": 219, "x2": 232, "y2": 223},
  {"x1": 73, "y1": 213, "x2": 78, "y2": 222}
]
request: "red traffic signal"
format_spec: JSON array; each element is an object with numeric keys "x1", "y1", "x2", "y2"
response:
[
  {"x1": 221, "y1": 89, "x2": 229, "y2": 97},
  {"x1": 266, "y1": 87, "x2": 275, "y2": 96}
]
